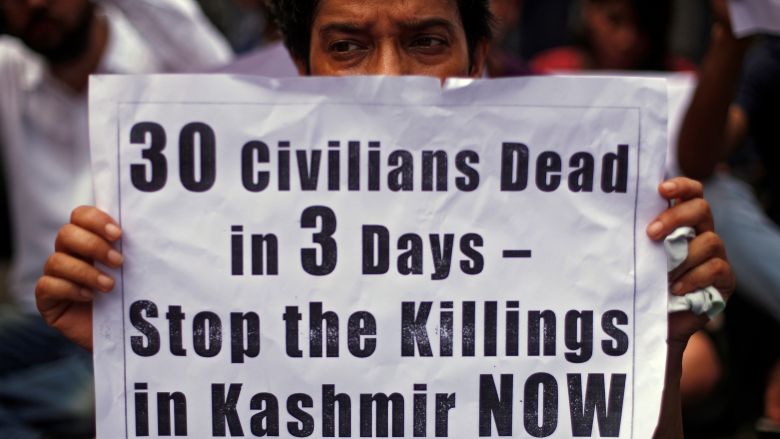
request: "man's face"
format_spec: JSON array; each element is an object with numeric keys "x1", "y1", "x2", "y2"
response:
[
  {"x1": 1, "y1": 0, "x2": 93, "y2": 60},
  {"x1": 304, "y1": 0, "x2": 485, "y2": 79}
]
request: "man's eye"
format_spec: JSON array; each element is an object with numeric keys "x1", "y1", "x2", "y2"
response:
[
  {"x1": 329, "y1": 41, "x2": 363, "y2": 53},
  {"x1": 411, "y1": 36, "x2": 447, "y2": 48}
]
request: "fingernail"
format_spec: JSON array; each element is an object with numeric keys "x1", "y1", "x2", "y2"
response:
[
  {"x1": 661, "y1": 181, "x2": 677, "y2": 192},
  {"x1": 671, "y1": 282, "x2": 684, "y2": 294},
  {"x1": 80, "y1": 288, "x2": 95, "y2": 299},
  {"x1": 107, "y1": 249, "x2": 123, "y2": 265},
  {"x1": 97, "y1": 274, "x2": 114, "y2": 290},
  {"x1": 647, "y1": 221, "x2": 663, "y2": 237},
  {"x1": 105, "y1": 223, "x2": 122, "y2": 240}
]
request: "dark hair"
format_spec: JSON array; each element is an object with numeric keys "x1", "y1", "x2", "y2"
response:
[
  {"x1": 267, "y1": 0, "x2": 494, "y2": 71},
  {"x1": 628, "y1": 0, "x2": 672, "y2": 70}
]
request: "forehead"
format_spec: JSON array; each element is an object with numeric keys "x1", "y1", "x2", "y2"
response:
[{"x1": 314, "y1": 0, "x2": 463, "y2": 29}]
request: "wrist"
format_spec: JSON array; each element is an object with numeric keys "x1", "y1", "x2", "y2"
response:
[
  {"x1": 665, "y1": 337, "x2": 689, "y2": 388},
  {"x1": 711, "y1": 22, "x2": 751, "y2": 53},
  {"x1": 667, "y1": 339, "x2": 688, "y2": 357}
]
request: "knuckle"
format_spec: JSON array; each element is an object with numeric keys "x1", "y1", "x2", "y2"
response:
[
  {"x1": 59, "y1": 224, "x2": 105, "y2": 257},
  {"x1": 35, "y1": 276, "x2": 51, "y2": 298},
  {"x1": 680, "y1": 176, "x2": 703, "y2": 192},
  {"x1": 691, "y1": 179, "x2": 704, "y2": 194},
  {"x1": 710, "y1": 258, "x2": 729, "y2": 276},
  {"x1": 44, "y1": 253, "x2": 60, "y2": 273},
  {"x1": 57, "y1": 223, "x2": 87, "y2": 252},
  {"x1": 699, "y1": 198, "x2": 711, "y2": 214},
  {"x1": 701, "y1": 231, "x2": 722, "y2": 254},
  {"x1": 692, "y1": 197, "x2": 710, "y2": 215},
  {"x1": 88, "y1": 240, "x2": 108, "y2": 258},
  {"x1": 657, "y1": 209, "x2": 676, "y2": 225},
  {"x1": 54, "y1": 225, "x2": 70, "y2": 248},
  {"x1": 73, "y1": 262, "x2": 95, "y2": 281},
  {"x1": 70, "y1": 205, "x2": 91, "y2": 223},
  {"x1": 59, "y1": 223, "x2": 77, "y2": 240}
]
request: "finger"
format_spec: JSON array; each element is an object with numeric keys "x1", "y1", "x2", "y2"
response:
[
  {"x1": 669, "y1": 257, "x2": 735, "y2": 299},
  {"x1": 55, "y1": 223, "x2": 123, "y2": 268},
  {"x1": 34, "y1": 276, "x2": 94, "y2": 351},
  {"x1": 658, "y1": 177, "x2": 704, "y2": 202},
  {"x1": 44, "y1": 252, "x2": 116, "y2": 292},
  {"x1": 647, "y1": 197, "x2": 714, "y2": 240},
  {"x1": 69, "y1": 205, "x2": 122, "y2": 242},
  {"x1": 35, "y1": 275, "x2": 95, "y2": 312},
  {"x1": 669, "y1": 231, "x2": 727, "y2": 281}
]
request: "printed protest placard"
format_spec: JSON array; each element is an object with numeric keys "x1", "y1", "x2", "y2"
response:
[{"x1": 89, "y1": 75, "x2": 669, "y2": 438}]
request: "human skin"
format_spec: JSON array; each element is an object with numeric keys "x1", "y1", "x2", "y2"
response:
[
  {"x1": 1, "y1": 0, "x2": 90, "y2": 53},
  {"x1": 677, "y1": 0, "x2": 751, "y2": 179},
  {"x1": 34, "y1": 1, "x2": 735, "y2": 437},
  {"x1": 1, "y1": 0, "x2": 108, "y2": 91},
  {"x1": 767, "y1": 360, "x2": 780, "y2": 422},
  {"x1": 298, "y1": 0, "x2": 486, "y2": 78}
]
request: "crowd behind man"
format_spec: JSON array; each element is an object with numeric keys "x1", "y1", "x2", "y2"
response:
[{"x1": 0, "y1": 0, "x2": 777, "y2": 437}]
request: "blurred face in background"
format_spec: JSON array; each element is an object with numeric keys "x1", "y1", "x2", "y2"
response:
[
  {"x1": 0, "y1": 0, "x2": 94, "y2": 62},
  {"x1": 490, "y1": 0, "x2": 521, "y2": 42},
  {"x1": 583, "y1": 0, "x2": 649, "y2": 70}
]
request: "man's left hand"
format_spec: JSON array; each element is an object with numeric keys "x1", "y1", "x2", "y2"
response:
[{"x1": 646, "y1": 177, "x2": 736, "y2": 346}]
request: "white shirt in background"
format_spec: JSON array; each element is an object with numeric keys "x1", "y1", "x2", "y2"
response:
[{"x1": 0, "y1": 0, "x2": 232, "y2": 311}]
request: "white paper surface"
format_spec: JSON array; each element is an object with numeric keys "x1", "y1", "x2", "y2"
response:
[
  {"x1": 729, "y1": 0, "x2": 780, "y2": 37},
  {"x1": 541, "y1": 70, "x2": 696, "y2": 178},
  {"x1": 89, "y1": 75, "x2": 669, "y2": 438}
]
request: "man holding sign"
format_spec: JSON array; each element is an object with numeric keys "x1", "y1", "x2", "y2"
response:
[{"x1": 35, "y1": 0, "x2": 734, "y2": 437}]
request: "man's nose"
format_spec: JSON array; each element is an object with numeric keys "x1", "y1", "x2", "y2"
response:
[{"x1": 371, "y1": 43, "x2": 405, "y2": 76}]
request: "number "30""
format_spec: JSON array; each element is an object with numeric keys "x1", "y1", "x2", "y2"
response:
[{"x1": 130, "y1": 122, "x2": 217, "y2": 192}]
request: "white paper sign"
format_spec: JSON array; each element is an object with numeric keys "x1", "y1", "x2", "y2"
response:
[
  {"x1": 729, "y1": 0, "x2": 780, "y2": 37},
  {"x1": 89, "y1": 75, "x2": 669, "y2": 438}
]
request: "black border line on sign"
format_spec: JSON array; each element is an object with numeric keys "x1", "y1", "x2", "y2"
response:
[
  {"x1": 630, "y1": 107, "x2": 642, "y2": 439},
  {"x1": 117, "y1": 102, "x2": 130, "y2": 439},
  {"x1": 114, "y1": 101, "x2": 645, "y2": 438}
]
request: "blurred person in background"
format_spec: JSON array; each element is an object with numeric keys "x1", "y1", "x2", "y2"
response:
[
  {"x1": 530, "y1": 0, "x2": 693, "y2": 73},
  {"x1": 486, "y1": 0, "x2": 530, "y2": 77},
  {"x1": 196, "y1": 0, "x2": 274, "y2": 54},
  {"x1": 677, "y1": 0, "x2": 780, "y2": 434},
  {"x1": 212, "y1": 0, "x2": 299, "y2": 77},
  {"x1": 0, "y1": 0, "x2": 231, "y2": 436},
  {"x1": 526, "y1": 0, "x2": 742, "y2": 431}
]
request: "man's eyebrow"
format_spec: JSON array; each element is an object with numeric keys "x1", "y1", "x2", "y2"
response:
[
  {"x1": 319, "y1": 22, "x2": 368, "y2": 36},
  {"x1": 398, "y1": 18, "x2": 457, "y2": 34},
  {"x1": 318, "y1": 18, "x2": 457, "y2": 36}
]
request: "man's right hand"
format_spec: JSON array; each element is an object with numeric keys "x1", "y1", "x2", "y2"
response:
[{"x1": 35, "y1": 206, "x2": 123, "y2": 351}]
